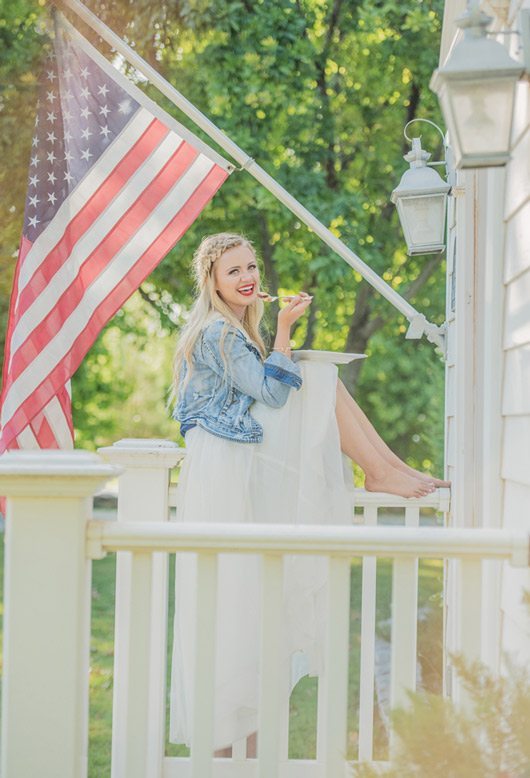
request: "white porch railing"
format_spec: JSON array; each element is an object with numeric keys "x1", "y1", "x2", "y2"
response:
[{"x1": 0, "y1": 443, "x2": 528, "y2": 778}]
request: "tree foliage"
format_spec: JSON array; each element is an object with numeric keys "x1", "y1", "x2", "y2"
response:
[{"x1": 0, "y1": 0, "x2": 447, "y2": 470}]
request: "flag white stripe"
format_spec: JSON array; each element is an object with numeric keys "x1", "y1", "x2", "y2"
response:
[
  {"x1": 16, "y1": 425, "x2": 40, "y2": 449},
  {"x1": 17, "y1": 108, "x2": 155, "y2": 293},
  {"x1": 11, "y1": 131, "x2": 184, "y2": 355},
  {"x1": 43, "y1": 396, "x2": 73, "y2": 448},
  {"x1": 2, "y1": 154, "x2": 215, "y2": 424}
]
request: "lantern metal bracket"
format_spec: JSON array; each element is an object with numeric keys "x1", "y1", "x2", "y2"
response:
[{"x1": 403, "y1": 118, "x2": 455, "y2": 188}]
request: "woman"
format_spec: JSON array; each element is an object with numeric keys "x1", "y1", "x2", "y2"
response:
[{"x1": 168, "y1": 231, "x2": 448, "y2": 756}]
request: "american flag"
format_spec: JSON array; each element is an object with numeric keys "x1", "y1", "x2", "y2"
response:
[{"x1": 0, "y1": 12, "x2": 233, "y2": 453}]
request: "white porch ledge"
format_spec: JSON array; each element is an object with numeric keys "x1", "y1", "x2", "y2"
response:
[{"x1": 86, "y1": 519, "x2": 529, "y2": 565}]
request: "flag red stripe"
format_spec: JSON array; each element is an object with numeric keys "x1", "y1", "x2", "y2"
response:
[
  {"x1": 58, "y1": 385, "x2": 74, "y2": 439},
  {"x1": 1, "y1": 235, "x2": 30, "y2": 407},
  {"x1": 32, "y1": 414, "x2": 58, "y2": 449},
  {"x1": 15, "y1": 118, "x2": 170, "y2": 319},
  {"x1": 6, "y1": 141, "x2": 199, "y2": 389},
  {"x1": 0, "y1": 164, "x2": 228, "y2": 452}
]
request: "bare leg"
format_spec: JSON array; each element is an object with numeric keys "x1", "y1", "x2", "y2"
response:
[
  {"x1": 247, "y1": 731, "x2": 257, "y2": 758},
  {"x1": 214, "y1": 731, "x2": 257, "y2": 759},
  {"x1": 214, "y1": 745, "x2": 232, "y2": 758},
  {"x1": 336, "y1": 379, "x2": 451, "y2": 487},
  {"x1": 335, "y1": 381, "x2": 435, "y2": 498}
]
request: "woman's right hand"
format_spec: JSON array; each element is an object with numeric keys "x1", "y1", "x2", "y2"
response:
[{"x1": 277, "y1": 292, "x2": 313, "y2": 328}]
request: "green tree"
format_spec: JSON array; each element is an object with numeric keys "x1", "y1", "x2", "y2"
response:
[{"x1": 1, "y1": 0, "x2": 447, "y2": 469}]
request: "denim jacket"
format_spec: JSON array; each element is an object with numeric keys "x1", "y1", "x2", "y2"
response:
[{"x1": 173, "y1": 314, "x2": 303, "y2": 443}]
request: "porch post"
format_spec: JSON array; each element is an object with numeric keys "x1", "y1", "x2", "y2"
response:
[
  {"x1": 97, "y1": 439, "x2": 185, "y2": 778},
  {"x1": 0, "y1": 450, "x2": 118, "y2": 778}
]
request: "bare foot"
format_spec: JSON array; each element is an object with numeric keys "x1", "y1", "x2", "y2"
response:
[
  {"x1": 365, "y1": 464, "x2": 436, "y2": 499},
  {"x1": 395, "y1": 462, "x2": 451, "y2": 488}
]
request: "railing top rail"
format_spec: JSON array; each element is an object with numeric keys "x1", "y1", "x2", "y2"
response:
[
  {"x1": 167, "y1": 485, "x2": 452, "y2": 512},
  {"x1": 87, "y1": 520, "x2": 529, "y2": 567}
]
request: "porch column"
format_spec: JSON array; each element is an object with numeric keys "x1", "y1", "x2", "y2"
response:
[
  {"x1": 97, "y1": 439, "x2": 185, "y2": 778},
  {"x1": 0, "y1": 450, "x2": 118, "y2": 778}
]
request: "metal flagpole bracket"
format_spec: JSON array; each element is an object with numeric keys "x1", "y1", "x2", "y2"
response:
[
  {"x1": 236, "y1": 156, "x2": 256, "y2": 172},
  {"x1": 406, "y1": 314, "x2": 446, "y2": 354}
]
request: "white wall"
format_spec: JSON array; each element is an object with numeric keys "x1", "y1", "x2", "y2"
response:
[{"x1": 499, "y1": 21, "x2": 530, "y2": 659}]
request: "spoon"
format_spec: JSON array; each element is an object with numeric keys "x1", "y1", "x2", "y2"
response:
[{"x1": 258, "y1": 292, "x2": 313, "y2": 302}]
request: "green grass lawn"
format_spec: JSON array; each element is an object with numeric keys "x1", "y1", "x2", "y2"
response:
[{"x1": 0, "y1": 528, "x2": 443, "y2": 774}]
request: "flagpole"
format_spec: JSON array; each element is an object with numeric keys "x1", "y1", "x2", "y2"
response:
[{"x1": 52, "y1": 0, "x2": 445, "y2": 351}]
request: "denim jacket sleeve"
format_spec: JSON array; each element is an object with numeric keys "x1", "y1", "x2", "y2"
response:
[{"x1": 200, "y1": 321, "x2": 302, "y2": 408}]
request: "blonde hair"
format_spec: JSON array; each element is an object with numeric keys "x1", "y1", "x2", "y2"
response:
[{"x1": 168, "y1": 232, "x2": 269, "y2": 409}]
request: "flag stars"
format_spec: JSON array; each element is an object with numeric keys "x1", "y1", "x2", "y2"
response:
[
  {"x1": 99, "y1": 125, "x2": 111, "y2": 139},
  {"x1": 97, "y1": 83, "x2": 109, "y2": 97},
  {"x1": 46, "y1": 150, "x2": 57, "y2": 163},
  {"x1": 47, "y1": 192, "x2": 57, "y2": 205},
  {"x1": 28, "y1": 215, "x2": 40, "y2": 228},
  {"x1": 63, "y1": 90, "x2": 73, "y2": 101},
  {"x1": 81, "y1": 127, "x2": 92, "y2": 140},
  {"x1": 118, "y1": 99, "x2": 133, "y2": 115},
  {"x1": 46, "y1": 90, "x2": 57, "y2": 103},
  {"x1": 80, "y1": 66, "x2": 90, "y2": 79},
  {"x1": 30, "y1": 154, "x2": 39, "y2": 167},
  {"x1": 64, "y1": 170, "x2": 74, "y2": 184},
  {"x1": 29, "y1": 174, "x2": 39, "y2": 187},
  {"x1": 81, "y1": 148, "x2": 93, "y2": 161},
  {"x1": 46, "y1": 131, "x2": 57, "y2": 144},
  {"x1": 46, "y1": 70, "x2": 57, "y2": 82},
  {"x1": 63, "y1": 68, "x2": 73, "y2": 80},
  {"x1": 64, "y1": 130, "x2": 73, "y2": 143},
  {"x1": 47, "y1": 171, "x2": 57, "y2": 184},
  {"x1": 80, "y1": 86, "x2": 90, "y2": 99},
  {"x1": 80, "y1": 106, "x2": 91, "y2": 119},
  {"x1": 99, "y1": 104, "x2": 110, "y2": 118},
  {"x1": 32, "y1": 135, "x2": 39, "y2": 148},
  {"x1": 29, "y1": 194, "x2": 40, "y2": 208},
  {"x1": 46, "y1": 111, "x2": 57, "y2": 123},
  {"x1": 63, "y1": 109, "x2": 73, "y2": 122},
  {"x1": 64, "y1": 150, "x2": 74, "y2": 162}
]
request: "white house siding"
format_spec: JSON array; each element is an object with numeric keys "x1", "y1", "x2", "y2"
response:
[{"x1": 500, "y1": 19, "x2": 530, "y2": 660}]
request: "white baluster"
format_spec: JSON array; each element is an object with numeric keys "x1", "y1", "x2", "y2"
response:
[
  {"x1": 98, "y1": 439, "x2": 184, "y2": 778},
  {"x1": 316, "y1": 557, "x2": 351, "y2": 777},
  {"x1": 191, "y1": 552, "x2": 218, "y2": 778},
  {"x1": 258, "y1": 554, "x2": 284, "y2": 777},
  {"x1": 454, "y1": 557, "x2": 482, "y2": 712},
  {"x1": 120, "y1": 551, "x2": 154, "y2": 777},
  {"x1": 389, "y1": 506, "x2": 420, "y2": 756},
  {"x1": 358, "y1": 504, "x2": 378, "y2": 762},
  {"x1": 0, "y1": 451, "x2": 118, "y2": 778}
]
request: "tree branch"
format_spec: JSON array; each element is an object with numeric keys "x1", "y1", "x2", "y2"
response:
[
  {"x1": 137, "y1": 285, "x2": 175, "y2": 330},
  {"x1": 314, "y1": 0, "x2": 344, "y2": 191},
  {"x1": 341, "y1": 252, "x2": 444, "y2": 392}
]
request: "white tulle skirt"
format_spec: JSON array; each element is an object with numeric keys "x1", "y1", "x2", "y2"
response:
[{"x1": 168, "y1": 360, "x2": 354, "y2": 750}]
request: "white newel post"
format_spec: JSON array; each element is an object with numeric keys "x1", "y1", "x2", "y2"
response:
[
  {"x1": 0, "y1": 450, "x2": 119, "y2": 778},
  {"x1": 98, "y1": 439, "x2": 185, "y2": 778}
]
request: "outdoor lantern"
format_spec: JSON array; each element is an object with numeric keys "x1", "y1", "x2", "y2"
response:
[
  {"x1": 430, "y1": 2, "x2": 524, "y2": 168},
  {"x1": 391, "y1": 136, "x2": 451, "y2": 255}
]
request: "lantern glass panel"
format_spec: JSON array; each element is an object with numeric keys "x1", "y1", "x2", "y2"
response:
[
  {"x1": 399, "y1": 193, "x2": 446, "y2": 251},
  {"x1": 448, "y1": 79, "x2": 515, "y2": 156}
]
